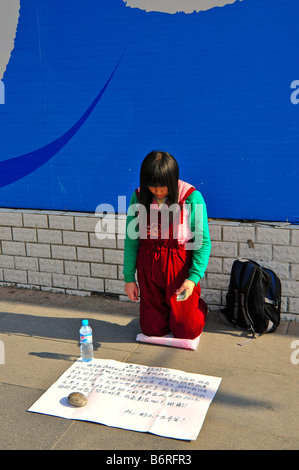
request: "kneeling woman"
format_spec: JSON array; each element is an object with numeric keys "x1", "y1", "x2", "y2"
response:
[{"x1": 123, "y1": 151, "x2": 211, "y2": 340}]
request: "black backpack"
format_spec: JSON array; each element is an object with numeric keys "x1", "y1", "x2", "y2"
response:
[{"x1": 221, "y1": 259, "x2": 281, "y2": 337}]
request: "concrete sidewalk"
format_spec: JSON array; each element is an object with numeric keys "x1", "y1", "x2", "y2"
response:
[{"x1": 0, "y1": 286, "x2": 298, "y2": 450}]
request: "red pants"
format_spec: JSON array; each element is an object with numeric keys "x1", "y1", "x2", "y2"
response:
[{"x1": 137, "y1": 242, "x2": 207, "y2": 339}]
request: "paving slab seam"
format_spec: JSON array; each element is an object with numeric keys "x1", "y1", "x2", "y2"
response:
[
  {"x1": 1, "y1": 332, "x2": 77, "y2": 343},
  {"x1": 0, "y1": 381, "x2": 46, "y2": 393},
  {"x1": 122, "y1": 344, "x2": 140, "y2": 363},
  {"x1": 50, "y1": 422, "x2": 77, "y2": 450}
]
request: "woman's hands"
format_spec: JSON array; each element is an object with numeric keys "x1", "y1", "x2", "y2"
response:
[
  {"x1": 125, "y1": 279, "x2": 195, "y2": 302},
  {"x1": 175, "y1": 279, "x2": 195, "y2": 301},
  {"x1": 125, "y1": 282, "x2": 139, "y2": 301}
]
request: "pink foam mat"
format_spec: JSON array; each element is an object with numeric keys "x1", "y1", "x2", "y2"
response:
[{"x1": 136, "y1": 332, "x2": 201, "y2": 350}]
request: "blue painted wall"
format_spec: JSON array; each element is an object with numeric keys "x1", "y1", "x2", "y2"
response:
[{"x1": 0, "y1": 0, "x2": 298, "y2": 221}]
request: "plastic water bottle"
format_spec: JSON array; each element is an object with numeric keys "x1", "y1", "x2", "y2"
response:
[{"x1": 80, "y1": 319, "x2": 93, "y2": 362}]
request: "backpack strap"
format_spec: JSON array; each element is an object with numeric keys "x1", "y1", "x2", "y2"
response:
[
  {"x1": 178, "y1": 187, "x2": 195, "y2": 224},
  {"x1": 233, "y1": 260, "x2": 258, "y2": 336},
  {"x1": 179, "y1": 186, "x2": 195, "y2": 204}
]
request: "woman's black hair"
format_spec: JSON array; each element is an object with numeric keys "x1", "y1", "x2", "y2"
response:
[{"x1": 139, "y1": 150, "x2": 179, "y2": 212}]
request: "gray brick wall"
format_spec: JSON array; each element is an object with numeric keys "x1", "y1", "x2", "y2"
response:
[{"x1": 0, "y1": 208, "x2": 298, "y2": 320}]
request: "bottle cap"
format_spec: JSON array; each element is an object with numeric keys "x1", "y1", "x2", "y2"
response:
[{"x1": 82, "y1": 319, "x2": 89, "y2": 326}]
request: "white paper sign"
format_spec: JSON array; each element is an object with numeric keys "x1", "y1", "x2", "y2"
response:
[{"x1": 28, "y1": 359, "x2": 221, "y2": 441}]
